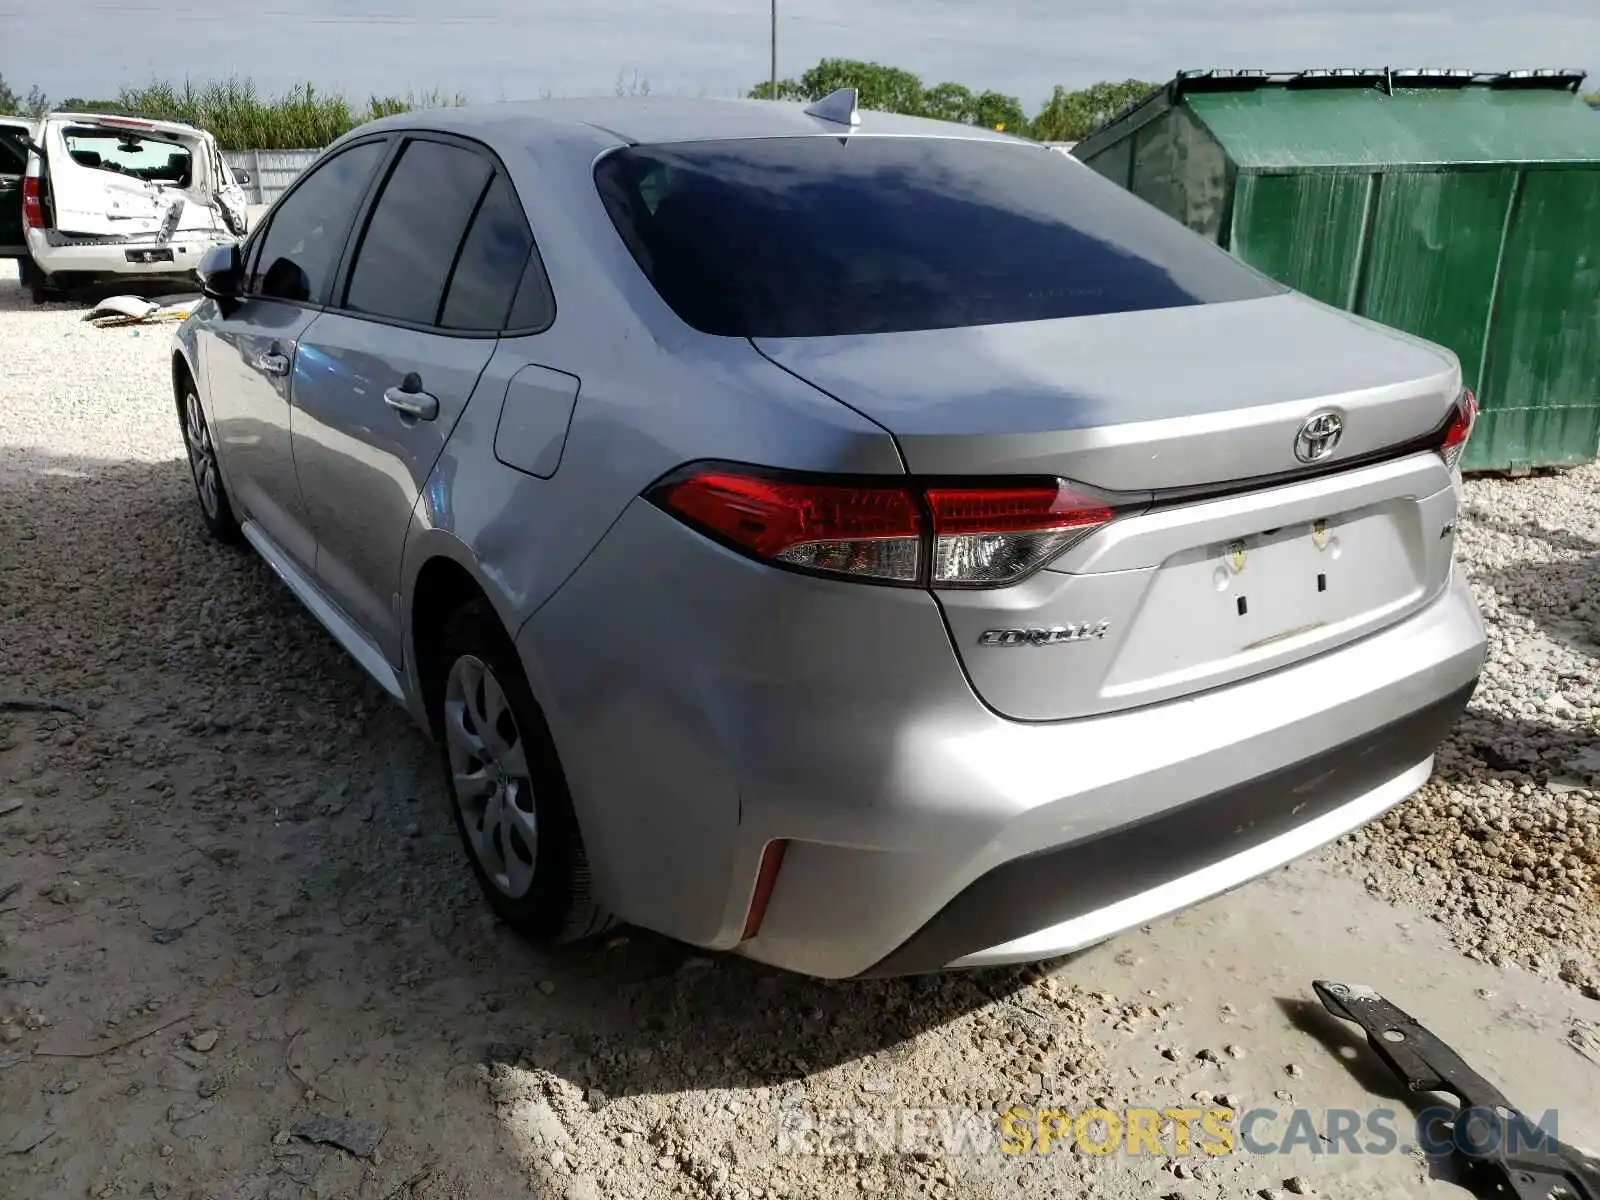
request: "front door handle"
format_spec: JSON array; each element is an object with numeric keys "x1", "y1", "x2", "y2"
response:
[
  {"x1": 383, "y1": 374, "x2": 439, "y2": 421},
  {"x1": 254, "y1": 346, "x2": 290, "y2": 376}
]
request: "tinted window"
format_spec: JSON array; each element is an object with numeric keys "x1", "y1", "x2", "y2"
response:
[
  {"x1": 250, "y1": 140, "x2": 385, "y2": 303},
  {"x1": 0, "y1": 128, "x2": 28, "y2": 174},
  {"x1": 345, "y1": 139, "x2": 492, "y2": 325},
  {"x1": 594, "y1": 138, "x2": 1283, "y2": 338},
  {"x1": 440, "y1": 172, "x2": 536, "y2": 331}
]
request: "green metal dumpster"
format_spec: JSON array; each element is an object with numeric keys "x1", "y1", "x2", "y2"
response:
[{"x1": 1072, "y1": 69, "x2": 1600, "y2": 472}]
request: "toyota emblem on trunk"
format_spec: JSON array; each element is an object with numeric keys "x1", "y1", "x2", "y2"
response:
[{"x1": 1295, "y1": 411, "x2": 1344, "y2": 463}]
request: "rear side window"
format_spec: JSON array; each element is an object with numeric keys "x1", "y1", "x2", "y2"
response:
[
  {"x1": 344, "y1": 139, "x2": 492, "y2": 325},
  {"x1": 251, "y1": 140, "x2": 386, "y2": 303},
  {"x1": 440, "y1": 172, "x2": 537, "y2": 331},
  {"x1": 594, "y1": 137, "x2": 1283, "y2": 338}
]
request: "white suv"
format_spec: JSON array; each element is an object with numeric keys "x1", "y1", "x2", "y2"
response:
[{"x1": 15, "y1": 112, "x2": 249, "y2": 302}]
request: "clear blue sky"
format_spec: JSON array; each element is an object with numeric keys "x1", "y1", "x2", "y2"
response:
[{"x1": 6, "y1": 0, "x2": 1597, "y2": 109}]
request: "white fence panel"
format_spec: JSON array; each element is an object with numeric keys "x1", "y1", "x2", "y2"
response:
[{"x1": 221, "y1": 148, "x2": 322, "y2": 206}]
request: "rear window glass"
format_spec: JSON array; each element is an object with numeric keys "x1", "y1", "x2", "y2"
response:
[
  {"x1": 63, "y1": 128, "x2": 192, "y2": 186},
  {"x1": 594, "y1": 137, "x2": 1282, "y2": 338}
]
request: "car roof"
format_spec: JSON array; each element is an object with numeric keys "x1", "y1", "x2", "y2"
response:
[{"x1": 348, "y1": 96, "x2": 1031, "y2": 152}]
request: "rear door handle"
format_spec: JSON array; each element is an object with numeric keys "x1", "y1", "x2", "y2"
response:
[{"x1": 383, "y1": 383, "x2": 439, "y2": 421}]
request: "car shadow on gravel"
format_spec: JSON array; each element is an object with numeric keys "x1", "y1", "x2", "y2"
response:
[
  {"x1": 1445, "y1": 704, "x2": 1600, "y2": 784},
  {"x1": 0, "y1": 445, "x2": 1032, "y2": 1123}
]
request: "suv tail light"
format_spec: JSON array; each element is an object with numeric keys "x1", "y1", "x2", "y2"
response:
[
  {"x1": 1438, "y1": 388, "x2": 1478, "y2": 470},
  {"x1": 21, "y1": 177, "x2": 46, "y2": 230},
  {"x1": 652, "y1": 466, "x2": 1127, "y2": 588}
]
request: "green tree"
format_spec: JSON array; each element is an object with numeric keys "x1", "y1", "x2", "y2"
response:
[
  {"x1": 1031, "y1": 78, "x2": 1160, "y2": 142},
  {"x1": 750, "y1": 61, "x2": 1030, "y2": 135},
  {"x1": 23, "y1": 85, "x2": 48, "y2": 118},
  {"x1": 921, "y1": 81, "x2": 977, "y2": 123},
  {"x1": 752, "y1": 58, "x2": 927, "y2": 115},
  {"x1": 973, "y1": 90, "x2": 1028, "y2": 134},
  {"x1": 748, "y1": 79, "x2": 806, "y2": 100},
  {"x1": 0, "y1": 72, "x2": 20, "y2": 115}
]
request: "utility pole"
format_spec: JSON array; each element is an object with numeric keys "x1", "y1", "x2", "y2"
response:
[{"x1": 769, "y1": 0, "x2": 777, "y2": 99}]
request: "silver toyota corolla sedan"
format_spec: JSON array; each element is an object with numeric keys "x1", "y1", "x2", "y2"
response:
[{"x1": 172, "y1": 93, "x2": 1486, "y2": 978}]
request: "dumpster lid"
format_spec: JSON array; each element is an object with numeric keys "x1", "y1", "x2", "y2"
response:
[{"x1": 1160, "y1": 69, "x2": 1600, "y2": 169}]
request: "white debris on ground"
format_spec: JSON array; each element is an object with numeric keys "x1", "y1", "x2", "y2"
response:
[{"x1": 0, "y1": 257, "x2": 1596, "y2": 1199}]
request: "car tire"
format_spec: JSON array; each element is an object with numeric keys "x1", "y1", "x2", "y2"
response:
[
  {"x1": 179, "y1": 384, "x2": 242, "y2": 543},
  {"x1": 434, "y1": 600, "x2": 615, "y2": 944}
]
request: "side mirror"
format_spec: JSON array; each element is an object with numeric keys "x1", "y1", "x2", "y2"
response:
[
  {"x1": 198, "y1": 242, "x2": 243, "y2": 310},
  {"x1": 231, "y1": 166, "x2": 251, "y2": 186}
]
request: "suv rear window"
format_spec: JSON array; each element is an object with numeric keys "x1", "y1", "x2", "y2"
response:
[
  {"x1": 594, "y1": 137, "x2": 1282, "y2": 338},
  {"x1": 62, "y1": 128, "x2": 193, "y2": 186}
]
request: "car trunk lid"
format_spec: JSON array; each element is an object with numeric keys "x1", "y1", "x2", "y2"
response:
[{"x1": 755, "y1": 292, "x2": 1466, "y2": 719}]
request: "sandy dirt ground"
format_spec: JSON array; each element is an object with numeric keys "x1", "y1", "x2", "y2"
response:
[{"x1": 1, "y1": 262, "x2": 1596, "y2": 1199}]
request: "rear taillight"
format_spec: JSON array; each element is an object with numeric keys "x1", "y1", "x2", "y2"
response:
[
  {"x1": 1438, "y1": 388, "x2": 1478, "y2": 470},
  {"x1": 653, "y1": 466, "x2": 1124, "y2": 588},
  {"x1": 21, "y1": 177, "x2": 45, "y2": 229},
  {"x1": 657, "y1": 470, "x2": 923, "y2": 582}
]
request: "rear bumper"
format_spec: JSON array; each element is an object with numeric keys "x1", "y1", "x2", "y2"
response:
[
  {"x1": 24, "y1": 227, "x2": 222, "y2": 279},
  {"x1": 521, "y1": 500, "x2": 1485, "y2": 979},
  {"x1": 862, "y1": 683, "x2": 1470, "y2": 975}
]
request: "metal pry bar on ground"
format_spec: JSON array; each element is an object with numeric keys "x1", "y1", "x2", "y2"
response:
[{"x1": 1313, "y1": 979, "x2": 1600, "y2": 1200}]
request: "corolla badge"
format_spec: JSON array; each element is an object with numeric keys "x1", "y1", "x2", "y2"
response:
[
  {"x1": 979, "y1": 622, "x2": 1111, "y2": 647},
  {"x1": 1295, "y1": 411, "x2": 1344, "y2": 463}
]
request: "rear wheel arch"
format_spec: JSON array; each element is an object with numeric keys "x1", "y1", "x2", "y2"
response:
[
  {"x1": 171, "y1": 352, "x2": 195, "y2": 424},
  {"x1": 410, "y1": 556, "x2": 499, "y2": 734},
  {"x1": 410, "y1": 554, "x2": 615, "y2": 941}
]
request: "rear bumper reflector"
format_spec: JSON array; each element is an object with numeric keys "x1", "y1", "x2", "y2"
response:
[{"x1": 741, "y1": 840, "x2": 789, "y2": 940}]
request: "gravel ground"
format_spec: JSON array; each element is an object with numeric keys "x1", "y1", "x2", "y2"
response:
[
  {"x1": 1332, "y1": 474, "x2": 1600, "y2": 996},
  {"x1": 0, "y1": 259, "x2": 1596, "y2": 1200}
]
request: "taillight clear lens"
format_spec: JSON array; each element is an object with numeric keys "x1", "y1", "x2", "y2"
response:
[
  {"x1": 1439, "y1": 388, "x2": 1478, "y2": 470},
  {"x1": 657, "y1": 470, "x2": 923, "y2": 582},
  {"x1": 21, "y1": 178, "x2": 44, "y2": 230},
  {"x1": 926, "y1": 483, "x2": 1114, "y2": 586}
]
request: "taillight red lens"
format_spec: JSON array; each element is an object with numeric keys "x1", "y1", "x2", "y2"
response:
[
  {"x1": 926, "y1": 483, "x2": 1114, "y2": 586},
  {"x1": 655, "y1": 468, "x2": 1125, "y2": 588},
  {"x1": 1439, "y1": 388, "x2": 1478, "y2": 469},
  {"x1": 21, "y1": 178, "x2": 45, "y2": 230},
  {"x1": 658, "y1": 470, "x2": 923, "y2": 582}
]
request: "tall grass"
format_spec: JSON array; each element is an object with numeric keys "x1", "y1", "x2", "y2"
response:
[{"x1": 113, "y1": 77, "x2": 468, "y2": 150}]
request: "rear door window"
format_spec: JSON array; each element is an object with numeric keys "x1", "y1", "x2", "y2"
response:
[
  {"x1": 594, "y1": 136, "x2": 1284, "y2": 337},
  {"x1": 343, "y1": 139, "x2": 492, "y2": 326},
  {"x1": 249, "y1": 140, "x2": 387, "y2": 304}
]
